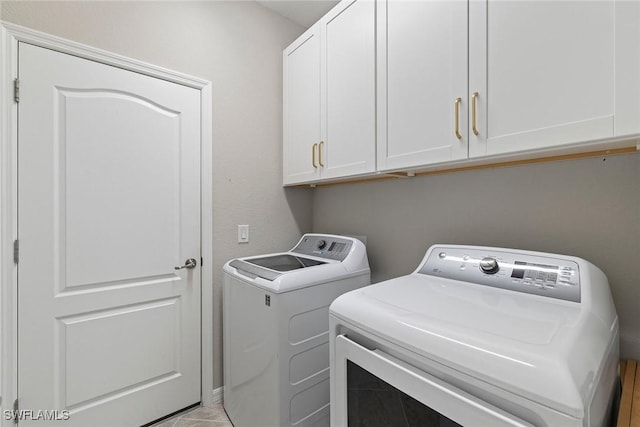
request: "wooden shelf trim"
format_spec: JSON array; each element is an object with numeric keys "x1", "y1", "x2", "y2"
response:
[{"x1": 298, "y1": 145, "x2": 638, "y2": 188}]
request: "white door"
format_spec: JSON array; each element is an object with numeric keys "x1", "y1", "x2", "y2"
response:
[
  {"x1": 469, "y1": 0, "x2": 615, "y2": 157},
  {"x1": 283, "y1": 24, "x2": 322, "y2": 185},
  {"x1": 17, "y1": 43, "x2": 201, "y2": 426},
  {"x1": 321, "y1": 0, "x2": 376, "y2": 180},
  {"x1": 378, "y1": 0, "x2": 468, "y2": 171}
]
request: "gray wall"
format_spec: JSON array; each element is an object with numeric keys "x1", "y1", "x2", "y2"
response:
[
  {"x1": 1, "y1": 1, "x2": 312, "y2": 389},
  {"x1": 313, "y1": 153, "x2": 640, "y2": 358}
]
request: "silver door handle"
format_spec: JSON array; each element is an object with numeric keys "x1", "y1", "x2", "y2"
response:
[{"x1": 175, "y1": 258, "x2": 197, "y2": 270}]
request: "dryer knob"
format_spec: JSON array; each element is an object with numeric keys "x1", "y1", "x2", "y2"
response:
[
  {"x1": 317, "y1": 240, "x2": 327, "y2": 250},
  {"x1": 479, "y1": 257, "x2": 499, "y2": 274}
]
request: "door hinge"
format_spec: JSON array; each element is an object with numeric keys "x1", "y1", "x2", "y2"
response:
[
  {"x1": 13, "y1": 78, "x2": 20, "y2": 103},
  {"x1": 13, "y1": 239, "x2": 19, "y2": 264},
  {"x1": 13, "y1": 398, "x2": 19, "y2": 424}
]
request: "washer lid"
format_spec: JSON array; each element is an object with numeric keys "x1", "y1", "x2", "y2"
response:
[
  {"x1": 223, "y1": 234, "x2": 370, "y2": 293},
  {"x1": 248, "y1": 254, "x2": 326, "y2": 271},
  {"x1": 330, "y1": 273, "x2": 614, "y2": 419},
  {"x1": 230, "y1": 255, "x2": 327, "y2": 280}
]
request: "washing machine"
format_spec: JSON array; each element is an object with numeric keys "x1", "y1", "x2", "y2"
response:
[
  {"x1": 223, "y1": 233, "x2": 370, "y2": 427},
  {"x1": 330, "y1": 245, "x2": 619, "y2": 427}
]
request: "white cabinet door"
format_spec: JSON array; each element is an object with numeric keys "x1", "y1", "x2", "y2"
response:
[
  {"x1": 615, "y1": 0, "x2": 640, "y2": 136},
  {"x1": 320, "y1": 0, "x2": 376, "y2": 179},
  {"x1": 18, "y1": 43, "x2": 201, "y2": 426},
  {"x1": 469, "y1": 0, "x2": 616, "y2": 157},
  {"x1": 378, "y1": 0, "x2": 468, "y2": 171},
  {"x1": 283, "y1": 24, "x2": 322, "y2": 185},
  {"x1": 283, "y1": 0, "x2": 375, "y2": 185}
]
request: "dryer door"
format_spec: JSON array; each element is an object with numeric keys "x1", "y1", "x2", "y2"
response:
[{"x1": 332, "y1": 335, "x2": 534, "y2": 427}]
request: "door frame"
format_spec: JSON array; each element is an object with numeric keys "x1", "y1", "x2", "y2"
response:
[{"x1": 0, "y1": 21, "x2": 214, "y2": 424}]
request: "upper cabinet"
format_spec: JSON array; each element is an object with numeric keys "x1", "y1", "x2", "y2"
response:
[
  {"x1": 377, "y1": 0, "x2": 468, "y2": 171},
  {"x1": 469, "y1": 0, "x2": 622, "y2": 157},
  {"x1": 283, "y1": 0, "x2": 375, "y2": 185},
  {"x1": 614, "y1": 0, "x2": 640, "y2": 137},
  {"x1": 283, "y1": 24, "x2": 321, "y2": 184},
  {"x1": 283, "y1": 0, "x2": 640, "y2": 185}
]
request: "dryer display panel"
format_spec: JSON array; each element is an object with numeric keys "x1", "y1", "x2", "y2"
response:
[{"x1": 511, "y1": 261, "x2": 559, "y2": 282}]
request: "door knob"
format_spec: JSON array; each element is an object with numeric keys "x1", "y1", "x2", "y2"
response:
[{"x1": 175, "y1": 258, "x2": 197, "y2": 270}]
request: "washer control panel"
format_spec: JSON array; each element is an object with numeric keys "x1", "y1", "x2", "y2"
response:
[
  {"x1": 419, "y1": 246, "x2": 580, "y2": 302},
  {"x1": 292, "y1": 235, "x2": 354, "y2": 261}
]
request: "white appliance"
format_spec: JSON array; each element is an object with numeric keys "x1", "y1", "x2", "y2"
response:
[
  {"x1": 223, "y1": 234, "x2": 370, "y2": 427},
  {"x1": 330, "y1": 245, "x2": 619, "y2": 427}
]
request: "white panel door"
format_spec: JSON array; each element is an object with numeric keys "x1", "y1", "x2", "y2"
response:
[
  {"x1": 378, "y1": 0, "x2": 468, "y2": 171},
  {"x1": 17, "y1": 43, "x2": 201, "y2": 426},
  {"x1": 283, "y1": 25, "x2": 322, "y2": 185},
  {"x1": 321, "y1": 0, "x2": 376, "y2": 179},
  {"x1": 469, "y1": 0, "x2": 615, "y2": 157}
]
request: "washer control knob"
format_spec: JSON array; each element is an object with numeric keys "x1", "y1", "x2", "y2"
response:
[
  {"x1": 479, "y1": 257, "x2": 499, "y2": 274},
  {"x1": 317, "y1": 239, "x2": 327, "y2": 250}
]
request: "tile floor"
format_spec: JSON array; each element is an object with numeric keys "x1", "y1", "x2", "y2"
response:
[{"x1": 152, "y1": 404, "x2": 232, "y2": 427}]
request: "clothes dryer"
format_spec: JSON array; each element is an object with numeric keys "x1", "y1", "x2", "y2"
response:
[{"x1": 330, "y1": 245, "x2": 618, "y2": 427}]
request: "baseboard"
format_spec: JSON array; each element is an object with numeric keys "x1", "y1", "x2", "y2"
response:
[{"x1": 212, "y1": 386, "x2": 224, "y2": 404}]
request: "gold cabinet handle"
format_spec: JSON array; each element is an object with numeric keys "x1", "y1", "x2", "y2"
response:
[
  {"x1": 471, "y1": 91, "x2": 479, "y2": 136},
  {"x1": 318, "y1": 141, "x2": 325, "y2": 167},
  {"x1": 312, "y1": 143, "x2": 318, "y2": 168},
  {"x1": 454, "y1": 97, "x2": 462, "y2": 140}
]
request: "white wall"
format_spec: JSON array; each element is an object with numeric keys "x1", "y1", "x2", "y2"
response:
[
  {"x1": 313, "y1": 153, "x2": 640, "y2": 359},
  {"x1": 1, "y1": 0, "x2": 312, "y2": 389}
]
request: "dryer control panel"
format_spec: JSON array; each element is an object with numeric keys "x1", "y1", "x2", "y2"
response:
[{"x1": 418, "y1": 246, "x2": 581, "y2": 302}]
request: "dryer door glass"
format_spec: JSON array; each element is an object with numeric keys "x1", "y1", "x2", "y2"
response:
[{"x1": 347, "y1": 361, "x2": 461, "y2": 426}]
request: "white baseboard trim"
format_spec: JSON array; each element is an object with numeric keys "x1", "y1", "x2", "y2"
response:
[{"x1": 212, "y1": 386, "x2": 224, "y2": 404}]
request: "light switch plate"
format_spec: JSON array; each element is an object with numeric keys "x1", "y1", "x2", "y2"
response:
[{"x1": 238, "y1": 225, "x2": 249, "y2": 243}]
